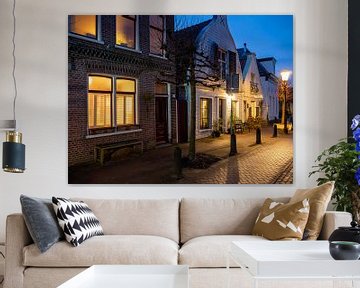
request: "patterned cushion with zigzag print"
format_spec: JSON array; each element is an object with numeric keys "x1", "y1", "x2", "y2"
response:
[{"x1": 52, "y1": 197, "x2": 104, "y2": 247}]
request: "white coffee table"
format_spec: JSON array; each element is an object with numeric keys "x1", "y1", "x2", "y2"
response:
[
  {"x1": 228, "y1": 241, "x2": 360, "y2": 288},
  {"x1": 58, "y1": 265, "x2": 189, "y2": 288}
]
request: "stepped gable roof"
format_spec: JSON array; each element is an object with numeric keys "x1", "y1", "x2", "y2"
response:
[{"x1": 175, "y1": 19, "x2": 212, "y2": 46}]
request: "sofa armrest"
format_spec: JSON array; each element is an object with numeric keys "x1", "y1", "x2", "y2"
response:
[
  {"x1": 4, "y1": 214, "x2": 33, "y2": 288},
  {"x1": 318, "y1": 211, "x2": 352, "y2": 240}
]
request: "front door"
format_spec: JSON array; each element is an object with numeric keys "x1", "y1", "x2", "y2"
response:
[{"x1": 155, "y1": 97, "x2": 168, "y2": 143}]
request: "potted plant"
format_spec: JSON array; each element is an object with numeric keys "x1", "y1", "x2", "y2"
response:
[
  {"x1": 309, "y1": 115, "x2": 360, "y2": 222},
  {"x1": 211, "y1": 119, "x2": 222, "y2": 138}
]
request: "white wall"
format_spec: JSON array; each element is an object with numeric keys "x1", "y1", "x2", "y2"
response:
[{"x1": 0, "y1": 0, "x2": 348, "y2": 242}]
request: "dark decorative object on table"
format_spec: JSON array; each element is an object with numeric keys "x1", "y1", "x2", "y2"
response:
[
  {"x1": 329, "y1": 221, "x2": 360, "y2": 244},
  {"x1": 329, "y1": 241, "x2": 360, "y2": 260}
]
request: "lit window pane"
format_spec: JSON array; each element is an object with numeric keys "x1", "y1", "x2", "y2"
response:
[
  {"x1": 88, "y1": 93, "x2": 111, "y2": 128},
  {"x1": 116, "y1": 93, "x2": 135, "y2": 126},
  {"x1": 116, "y1": 16, "x2": 136, "y2": 48},
  {"x1": 88, "y1": 94, "x2": 95, "y2": 128},
  {"x1": 116, "y1": 95, "x2": 125, "y2": 125},
  {"x1": 155, "y1": 83, "x2": 168, "y2": 95},
  {"x1": 116, "y1": 79, "x2": 135, "y2": 93},
  {"x1": 149, "y1": 16, "x2": 163, "y2": 29},
  {"x1": 125, "y1": 96, "x2": 134, "y2": 124},
  {"x1": 89, "y1": 76, "x2": 112, "y2": 91},
  {"x1": 200, "y1": 98, "x2": 210, "y2": 129},
  {"x1": 69, "y1": 15, "x2": 97, "y2": 38}
]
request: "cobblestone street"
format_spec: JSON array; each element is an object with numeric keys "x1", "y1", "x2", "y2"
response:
[
  {"x1": 69, "y1": 126, "x2": 293, "y2": 184},
  {"x1": 178, "y1": 132, "x2": 293, "y2": 184}
]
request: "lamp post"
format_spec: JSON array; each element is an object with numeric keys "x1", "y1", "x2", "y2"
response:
[
  {"x1": 280, "y1": 70, "x2": 291, "y2": 135},
  {"x1": 229, "y1": 93, "x2": 237, "y2": 156}
]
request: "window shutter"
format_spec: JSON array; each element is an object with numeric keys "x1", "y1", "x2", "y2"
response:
[{"x1": 229, "y1": 51, "x2": 236, "y2": 75}]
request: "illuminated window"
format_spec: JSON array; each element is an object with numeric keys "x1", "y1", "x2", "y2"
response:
[
  {"x1": 116, "y1": 16, "x2": 136, "y2": 49},
  {"x1": 150, "y1": 16, "x2": 165, "y2": 56},
  {"x1": 116, "y1": 78, "x2": 136, "y2": 125},
  {"x1": 69, "y1": 15, "x2": 98, "y2": 39},
  {"x1": 200, "y1": 98, "x2": 211, "y2": 129},
  {"x1": 88, "y1": 76, "x2": 112, "y2": 128}
]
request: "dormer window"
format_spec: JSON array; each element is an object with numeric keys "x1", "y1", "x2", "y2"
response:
[
  {"x1": 68, "y1": 15, "x2": 99, "y2": 40},
  {"x1": 116, "y1": 16, "x2": 137, "y2": 49}
]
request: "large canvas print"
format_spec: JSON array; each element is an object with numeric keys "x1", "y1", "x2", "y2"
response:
[{"x1": 68, "y1": 15, "x2": 293, "y2": 184}]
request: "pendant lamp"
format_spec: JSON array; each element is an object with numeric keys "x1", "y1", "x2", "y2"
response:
[{"x1": 1, "y1": 0, "x2": 26, "y2": 173}]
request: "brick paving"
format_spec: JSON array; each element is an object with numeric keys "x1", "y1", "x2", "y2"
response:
[
  {"x1": 69, "y1": 126, "x2": 293, "y2": 184},
  {"x1": 178, "y1": 130, "x2": 293, "y2": 184}
]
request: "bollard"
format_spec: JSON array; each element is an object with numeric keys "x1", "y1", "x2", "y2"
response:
[
  {"x1": 256, "y1": 128, "x2": 262, "y2": 144},
  {"x1": 229, "y1": 133, "x2": 237, "y2": 156},
  {"x1": 174, "y1": 147, "x2": 183, "y2": 179},
  {"x1": 273, "y1": 124, "x2": 278, "y2": 138}
]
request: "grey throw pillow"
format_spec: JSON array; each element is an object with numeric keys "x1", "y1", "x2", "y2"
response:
[{"x1": 20, "y1": 195, "x2": 64, "y2": 253}]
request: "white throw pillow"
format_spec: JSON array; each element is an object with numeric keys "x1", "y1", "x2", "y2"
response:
[{"x1": 52, "y1": 197, "x2": 103, "y2": 247}]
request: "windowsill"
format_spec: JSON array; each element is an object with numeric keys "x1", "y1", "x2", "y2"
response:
[
  {"x1": 69, "y1": 33, "x2": 104, "y2": 44},
  {"x1": 149, "y1": 53, "x2": 168, "y2": 60},
  {"x1": 114, "y1": 45, "x2": 142, "y2": 54},
  {"x1": 199, "y1": 128, "x2": 212, "y2": 132},
  {"x1": 86, "y1": 129, "x2": 142, "y2": 139}
]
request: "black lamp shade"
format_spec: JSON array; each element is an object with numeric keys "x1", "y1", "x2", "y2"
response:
[{"x1": 2, "y1": 141, "x2": 25, "y2": 173}]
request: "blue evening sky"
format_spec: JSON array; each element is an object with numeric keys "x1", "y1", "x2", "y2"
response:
[{"x1": 175, "y1": 15, "x2": 293, "y2": 79}]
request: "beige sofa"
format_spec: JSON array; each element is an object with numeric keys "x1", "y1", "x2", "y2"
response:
[{"x1": 4, "y1": 198, "x2": 352, "y2": 288}]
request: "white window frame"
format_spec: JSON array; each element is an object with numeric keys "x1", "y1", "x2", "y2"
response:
[
  {"x1": 86, "y1": 74, "x2": 139, "y2": 137},
  {"x1": 68, "y1": 15, "x2": 104, "y2": 44},
  {"x1": 149, "y1": 15, "x2": 167, "y2": 59},
  {"x1": 199, "y1": 97, "x2": 212, "y2": 131}
]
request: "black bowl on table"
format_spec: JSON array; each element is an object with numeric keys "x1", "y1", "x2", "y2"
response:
[{"x1": 329, "y1": 241, "x2": 360, "y2": 260}]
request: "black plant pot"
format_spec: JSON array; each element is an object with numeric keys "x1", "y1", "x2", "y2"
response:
[
  {"x1": 329, "y1": 221, "x2": 360, "y2": 244},
  {"x1": 329, "y1": 241, "x2": 360, "y2": 260}
]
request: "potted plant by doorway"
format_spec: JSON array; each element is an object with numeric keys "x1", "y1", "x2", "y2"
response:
[{"x1": 309, "y1": 115, "x2": 360, "y2": 222}]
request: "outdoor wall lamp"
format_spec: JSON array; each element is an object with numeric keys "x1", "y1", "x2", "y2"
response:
[{"x1": 1, "y1": 0, "x2": 26, "y2": 173}]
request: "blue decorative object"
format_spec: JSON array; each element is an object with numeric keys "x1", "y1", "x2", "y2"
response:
[{"x1": 351, "y1": 115, "x2": 360, "y2": 185}]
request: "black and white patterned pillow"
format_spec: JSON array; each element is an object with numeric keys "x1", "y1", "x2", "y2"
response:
[{"x1": 52, "y1": 197, "x2": 104, "y2": 247}]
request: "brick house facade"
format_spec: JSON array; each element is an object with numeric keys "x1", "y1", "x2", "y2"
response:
[{"x1": 68, "y1": 15, "x2": 176, "y2": 166}]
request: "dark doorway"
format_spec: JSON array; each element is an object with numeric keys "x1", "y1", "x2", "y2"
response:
[
  {"x1": 177, "y1": 99, "x2": 188, "y2": 143},
  {"x1": 155, "y1": 97, "x2": 168, "y2": 144}
]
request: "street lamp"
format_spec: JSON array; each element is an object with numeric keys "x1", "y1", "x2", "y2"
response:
[
  {"x1": 228, "y1": 93, "x2": 237, "y2": 156},
  {"x1": 280, "y1": 70, "x2": 291, "y2": 134}
]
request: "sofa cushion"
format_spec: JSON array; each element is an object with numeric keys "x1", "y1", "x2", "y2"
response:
[
  {"x1": 180, "y1": 198, "x2": 289, "y2": 243},
  {"x1": 52, "y1": 197, "x2": 104, "y2": 247},
  {"x1": 290, "y1": 181, "x2": 334, "y2": 240},
  {"x1": 23, "y1": 235, "x2": 178, "y2": 267},
  {"x1": 179, "y1": 235, "x2": 267, "y2": 268},
  {"x1": 252, "y1": 198, "x2": 310, "y2": 240},
  {"x1": 72, "y1": 199, "x2": 179, "y2": 243},
  {"x1": 20, "y1": 195, "x2": 64, "y2": 253}
]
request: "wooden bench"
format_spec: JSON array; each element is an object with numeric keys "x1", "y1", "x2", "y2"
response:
[{"x1": 94, "y1": 139, "x2": 143, "y2": 166}]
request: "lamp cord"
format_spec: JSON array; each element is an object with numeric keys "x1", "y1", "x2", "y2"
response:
[{"x1": 12, "y1": 0, "x2": 17, "y2": 130}]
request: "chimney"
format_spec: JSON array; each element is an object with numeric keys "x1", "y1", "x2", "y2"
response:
[{"x1": 244, "y1": 43, "x2": 247, "y2": 52}]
